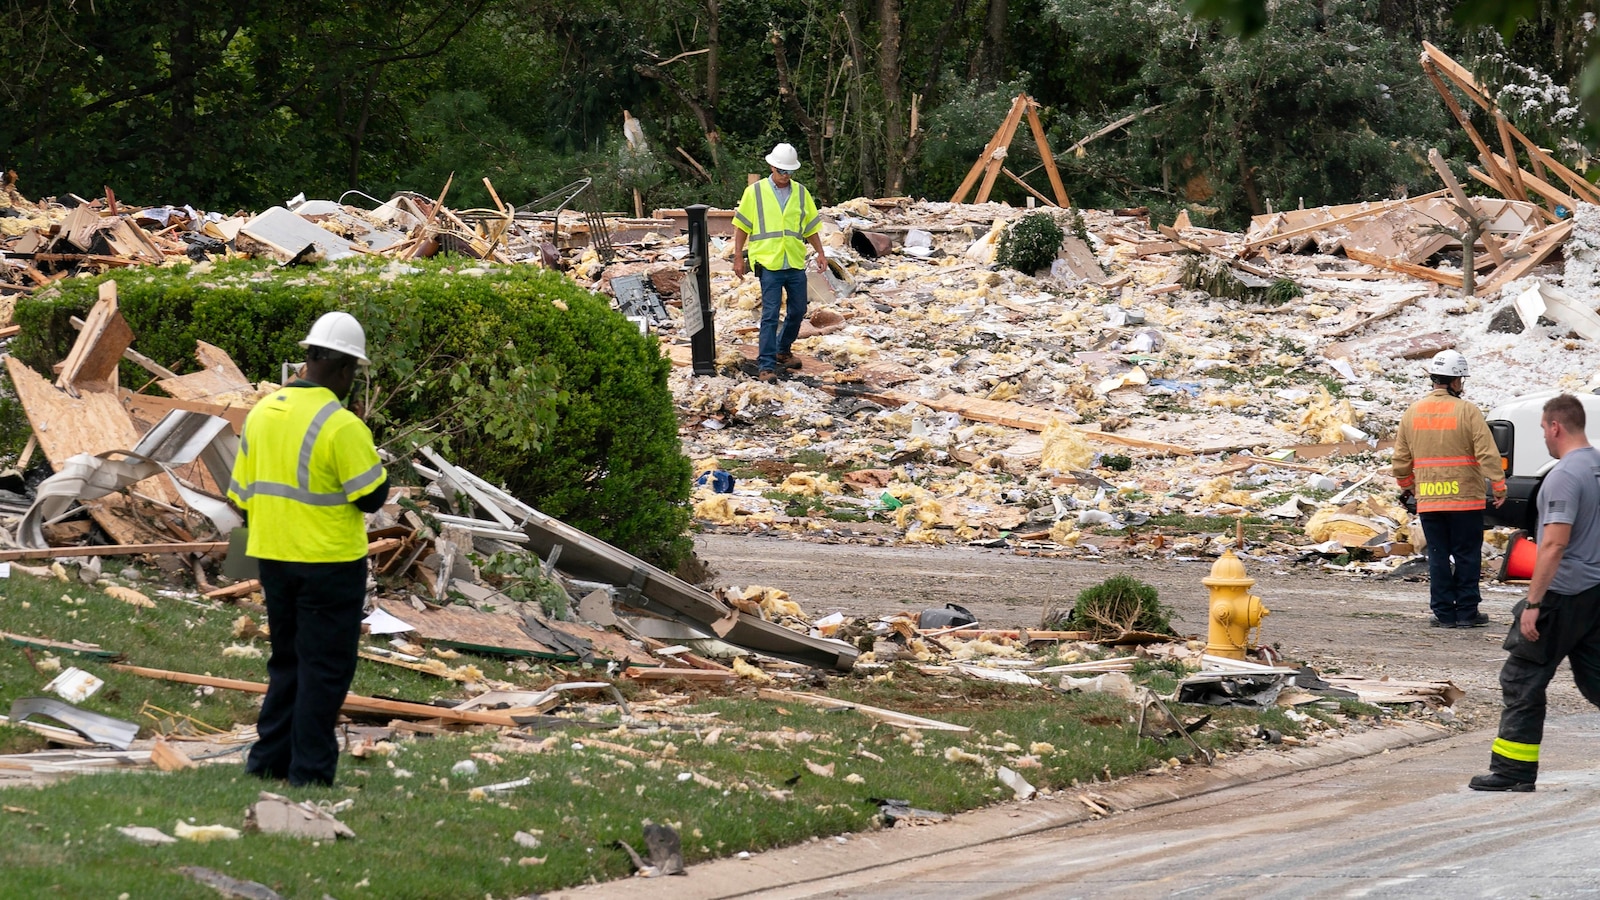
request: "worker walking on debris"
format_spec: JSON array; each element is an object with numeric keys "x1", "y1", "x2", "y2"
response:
[
  {"x1": 1392, "y1": 349, "x2": 1505, "y2": 629},
  {"x1": 731, "y1": 142, "x2": 827, "y2": 383},
  {"x1": 228, "y1": 311, "x2": 390, "y2": 787},
  {"x1": 1471, "y1": 394, "x2": 1600, "y2": 792}
]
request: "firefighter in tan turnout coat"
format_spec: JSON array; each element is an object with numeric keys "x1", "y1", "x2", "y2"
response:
[{"x1": 1393, "y1": 350, "x2": 1506, "y2": 628}]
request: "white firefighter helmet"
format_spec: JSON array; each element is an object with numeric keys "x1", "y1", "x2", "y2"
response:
[
  {"x1": 1426, "y1": 349, "x2": 1468, "y2": 379},
  {"x1": 299, "y1": 311, "x2": 369, "y2": 365}
]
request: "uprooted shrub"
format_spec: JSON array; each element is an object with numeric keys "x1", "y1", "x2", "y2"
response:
[
  {"x1": 9, "y1": 258, "x2": 693, "y2": 568},
  {"x1": 1048, "y1": 574, "x2": 1174, "y2": 638}
]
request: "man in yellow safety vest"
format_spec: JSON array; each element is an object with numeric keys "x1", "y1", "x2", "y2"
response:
[
  {"x1": 732, "y1": 142, "x2": 828, "y2": 382},
  {"x1": 228, "y1": 311, "x2": 389, "y2": 787}
]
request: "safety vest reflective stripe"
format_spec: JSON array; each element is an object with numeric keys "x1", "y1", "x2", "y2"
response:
[
  {"x1": 1424, "y1": 499, "x2": 1493, "y2": 511},
  {"x1": 1415, "y1": 456, "x2": 1479, "y2": 467},
  {"x1": 229, "y1": 400, "x2": 359, "y2": 506},
  {"x1": 739, "y1": 179, "x2": 818, "y2": 270},
  {"x1": 1492, "y1": 737, "x2": 1540, "y2": 762}
]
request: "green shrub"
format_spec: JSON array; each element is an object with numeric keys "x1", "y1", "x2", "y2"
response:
[
  {"x1": 9, "y1": 259, "x2": 693, "y2": 567},
  {"x1": 1059, "y1": 575, "x2": 1173, "y2": 637},
  {"x1": 1100, "y1": 454, "x2": 1133, "y2": 471},
  {"x1": 996, "y1": 212, "x2": 1065, "y2": 275}
]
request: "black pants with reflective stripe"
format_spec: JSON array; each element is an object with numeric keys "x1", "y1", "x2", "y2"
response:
[
  {"x1": 247, "y1": 557, "x2": 367, "y2": 787},
  {"x1": 1491, "y1": 583, "x2": 1600, "y2": 782}
]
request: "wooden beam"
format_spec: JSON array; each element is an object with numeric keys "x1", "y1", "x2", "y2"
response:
[
  {"x1": 0, "y1": 541, "x2": 229, "y2": 561},
  {"x1": 1156, "y1": 225, "x2": 1272, "y2": 277},
  {"x1": 1344, "y1": 247, "x2": 1464, "y2": 289},
  {"x1": 1493, "y1": 111, "x2": 1530, "y2": 203},
  {"x1": 1427, "y1": 149, "x2": 1504, "y2": 265},
  {"x1": 831, "y1": 386, "x2": 1194, "y2": 455},
  {"x1": 108, "y1": 664, "x2": 523, "y2": 727},
  {"x1": 1422, "y1": 60, "x2": 1522, "y2": 202},
  {"x1": 1471, "y1": 158, "x2": 1574, "y2": 212},
  {"x1": 1001, "y1": 167, "x2": 1059, "y2": 207},
  {"x1": 1024, "y1": 98, "x2": 1071, "y2": 207},
  {"x1": 119, "y1": 390, "x2": 248, "y2": 433},
  {"x1": 1505, "y1": 124, "x2": 1600, "y2": 205},
  {"x1": 975, "y1": 95, "x2": 1029, "y2": 205},
  {"x1": 1421, "y1": 42, "x2": 1494, "y2": 111},
  {"x1": 1472, "y1": 219, "x2": 1573, "y2": 297},
  {"x1": 953, "y1": 94, "x2": 1028, "y2": 204},
  {"x1": 623, "y1": 667, "x2": 736, "y2": 684}
]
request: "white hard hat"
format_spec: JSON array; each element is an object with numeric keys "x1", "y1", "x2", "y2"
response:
[
  {"x1": 1426, "y1": 349, "x2": 1468, "y2": 378},
  {"x1": 765, "y1": 143, "x2": 802, "y2": 171},
  {"x1": 299, "y1": 311, "x2": 369, "y2": 365}
]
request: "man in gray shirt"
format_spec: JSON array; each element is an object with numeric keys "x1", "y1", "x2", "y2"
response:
[{"x1": 1471, "y1": 394, "x2": 1600, "y2": 791}]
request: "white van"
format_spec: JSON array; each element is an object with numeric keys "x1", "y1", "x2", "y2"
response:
[{"x1": 1484, "y1": 390, "x2": 1600, "y2": 529}]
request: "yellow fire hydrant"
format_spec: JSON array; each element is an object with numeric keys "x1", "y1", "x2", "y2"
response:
[{"x1": 1203, "y1": 550, "x2": 1269, "y2": 659}]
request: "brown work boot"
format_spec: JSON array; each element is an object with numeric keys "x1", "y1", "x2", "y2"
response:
[
  {"x1": 757, "y1": 369, "x2": 777, "y2": 383},
  {"x1": 775, "y1": 352, "x2": 802, "y2": 370}
]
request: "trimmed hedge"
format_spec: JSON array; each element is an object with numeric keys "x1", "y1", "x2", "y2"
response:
[{"x1": 10, "y1": 259, "x2": 692, "y2": 568}]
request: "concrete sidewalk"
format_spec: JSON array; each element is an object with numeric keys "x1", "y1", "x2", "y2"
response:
[{"x1": 551, "y1": 719, "x2": 1454, "y2": 900}]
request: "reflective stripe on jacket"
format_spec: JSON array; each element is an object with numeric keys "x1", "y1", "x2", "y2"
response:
[
  {"x1": 228, "y1": 384, "x2": 385, "y2": 563},
  {"x1": 1392, "y1": 388, "x2": 1506, "y2": 513},
  {"x1": 733, "y1": 177, "x2": 820, "y2": 270}
]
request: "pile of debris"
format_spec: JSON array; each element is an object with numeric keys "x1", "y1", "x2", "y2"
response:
[
  {"x1": 0, "y1": 174, "x2": 632, "y2": 300},
  {"x1": 598, "y1": 45, "x2": 1600, "y2": 574}
]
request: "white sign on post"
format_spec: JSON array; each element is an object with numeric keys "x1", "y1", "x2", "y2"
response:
[{"x1": 680, "y1": 268, "x2": 704, "y2": 338}]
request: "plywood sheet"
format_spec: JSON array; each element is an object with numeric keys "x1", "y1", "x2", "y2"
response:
[
  {"x1": 157, "y1": 341, "x2": 257, "y2": 402},
  {"x1": 6, "y1": 357, "x2": 181, "y2": 543},
  {"x1": 56, "y1": 282, "x2": 133, "y2": 393},
  {"x1": 374, "y1": 599, "x2": 566, "y2": 658},
  {"x1": 1324, "y1": 331, "x2": 1456, "y2": 361}
]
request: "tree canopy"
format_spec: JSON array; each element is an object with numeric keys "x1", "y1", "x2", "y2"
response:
[{"x1": 0, "y1": 0, "x2": 1590, "y2": 228}]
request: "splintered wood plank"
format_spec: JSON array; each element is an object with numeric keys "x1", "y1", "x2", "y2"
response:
[
  {"x1": 1344, "y1": 247, "x2": 1464, "y2": 289},
  {"x1": 861, "y1": 387, "x2": 1193, "y2": 455},
  {"x1": 109, "y1": 664, "x2": 521, "y2": 726},
  {"x1": 544, "y1": 619, "x2": 659, "y2": 666},
  {"x1": 120, "y1": 390, "x2": 248, "y2": 434},
  {"x1": 624, "y1": 667, "x2": 735, "y2": 683},
  {"x1": 157, "y1": 341, "x2": 256, "y2": 401},
  {"x1": 373, "y1": 599, "x2": 565, "y2": 659},
  {"x1": 1473, "y1": 219, "x2": 1573, "y2": 297},
  {"x1": 55, "y1": 281, "x2": 133, "y2": 394}
]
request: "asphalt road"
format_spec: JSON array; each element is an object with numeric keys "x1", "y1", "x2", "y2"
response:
[{"x1": 764, "y1": 714, "x2": 1600, "y2": 899}]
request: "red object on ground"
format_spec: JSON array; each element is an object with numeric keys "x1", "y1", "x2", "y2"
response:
[{"x1": 1502, "y1": 531, "x2": 1537, "y2": 581}]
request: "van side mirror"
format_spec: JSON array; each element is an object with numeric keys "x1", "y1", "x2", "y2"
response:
[{"x1": 1489, "y1": 421, "x2": 1513, "y2": 463}]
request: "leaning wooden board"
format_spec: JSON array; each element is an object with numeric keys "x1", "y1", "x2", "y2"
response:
[{"x1": 519, "y1": 509, "x2": 859, "y2": 671}]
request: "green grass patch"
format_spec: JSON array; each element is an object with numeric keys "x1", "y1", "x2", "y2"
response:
[
  {"x1": 1145, "y1": 514, "x2": 1271, "y2": 532},
  {"x1": 0, "y1": 568, "x2": 1349, "y2": 894}
]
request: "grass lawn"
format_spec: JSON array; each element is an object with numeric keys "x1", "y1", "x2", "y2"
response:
[{"x1": 0, "y1": 564, "x2": 1370, "y2": 897}]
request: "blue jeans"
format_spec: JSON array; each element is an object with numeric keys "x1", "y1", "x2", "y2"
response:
[
  {"x1": 1420, "y1": 510, "x2": 1484, "y2": 624},
  {"x1": 756, "y1": 265, "x2": 808, "y2": 372}
]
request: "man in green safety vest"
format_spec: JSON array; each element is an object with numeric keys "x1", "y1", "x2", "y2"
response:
[
  {"x1": 732, "y1": 142, "x2": 828, "y2": 382},
  {"x1": 228, "y1": 311, "x2": 390, "y2": 787}
]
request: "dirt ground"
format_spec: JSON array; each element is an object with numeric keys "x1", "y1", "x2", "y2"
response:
[{"x1": 694, "y1": 531, "x2": 1591, "y2": 727}]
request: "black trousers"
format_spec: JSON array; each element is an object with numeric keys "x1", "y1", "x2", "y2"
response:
[
  {"x1": 1419, "y1": 509, "x2": 1484, "y2": 624},
  {"x1": 1490, "y1": 583, "x2": 1600, "y2": 783},
  {"x1": 246, "y1": 558, "x2": 367, "y2": 787}
]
